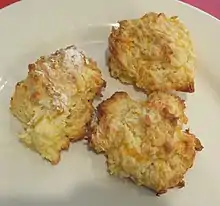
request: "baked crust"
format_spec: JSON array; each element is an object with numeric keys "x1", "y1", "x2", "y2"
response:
[
  {"x1": 10, "y1": 45, "x2": 105, "y2": 164},
  {"x1": 108, "y1": 13, "x2": 196, "y2": 93},
  {"x1": 89, "y1": 92, "x2": 203, "y2": 194}
]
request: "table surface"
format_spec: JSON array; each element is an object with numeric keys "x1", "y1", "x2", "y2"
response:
[
  {"x1": 0, "y1": 0, "x2": 220, "y2": 19},
  {"x1": 183, "y1": 0, "x2": 220, "y2": 19}
]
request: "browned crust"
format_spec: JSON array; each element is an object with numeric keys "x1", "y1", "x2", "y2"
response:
[
  {"x1": 108, "y1": 13, "x2": 195, "y2": 94},
  {"x1": 178, "y1": 81, "x2": 195, "y2": 93},
  {"x1": 10, "y1": 45, "x2": 105, "y2": 165},
  {"x1": 88, "y1": 92, "x2": 129, "y2": 153},
  {"x1": 185, "y1": 129, "x2": 204, "y2": 151},
  {"x1": 97, "y1": 92, "x2": 128, "y2": 116},
  {"x1": 156, "y1": 180, "x2": 185, "y2": 196},
  {"x1": 90, "y1": 91, "x2": 203, "y2": 195},
  {"x1": 108, "y1": 52, "x2": 195, "y2": 94}
]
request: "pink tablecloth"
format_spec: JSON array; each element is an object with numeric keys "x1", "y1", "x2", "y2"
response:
[
  {"x1": 0, "y1": 0, "x2": 220, "y2": 19},
  {"x1": 0, "y1": 0, "x2": 19, "y2": 9},
  {"x1": 182, "y1": 0, "x2": 220, "y2": 19}
]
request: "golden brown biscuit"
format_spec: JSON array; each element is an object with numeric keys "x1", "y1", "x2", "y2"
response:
[
  {"x1": 89, "y1": 92, "x2": 203, "y2": 194},
  {"x1": 108, "y1": 12, "x2": 196, "y2": 93},
  {"x1": 10, "y1": 45, "x2": 105, "y2": 164}
]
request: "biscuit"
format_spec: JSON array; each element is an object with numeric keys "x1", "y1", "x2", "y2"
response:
[
  {"x1": 89, "y1": 92, "x2": 203, "y2": 194},
  {"x1": 10, "y1": 45, "x2": 105, "y2": 164},
  {"x1": 108, "y1": 12, "x2": 196, "y2": 93}
]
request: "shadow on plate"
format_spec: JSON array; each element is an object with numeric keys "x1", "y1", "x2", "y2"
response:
[{"x1": 1, "y1": 181, "x2": 169, "y2": 206}]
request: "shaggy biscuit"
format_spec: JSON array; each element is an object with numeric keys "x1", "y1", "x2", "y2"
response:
[
  {"x1": 10, "y1": 45, "x2": 105, "y2": 164},
  {"x1": 90, "y1": 92, "x2": 203, "y2": 194},
  {"x1": 108, "y1": 12, "x2": 196, "y2": 93}
]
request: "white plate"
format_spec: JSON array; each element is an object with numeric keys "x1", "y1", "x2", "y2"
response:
[{"x1": 1, "y1": 0, "x2": 220, "y2": 205}]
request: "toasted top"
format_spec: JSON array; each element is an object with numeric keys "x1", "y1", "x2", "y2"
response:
[
  {"x1": 90, "y1": 92, "x2": 203, "y2": 193},
  {"x1": 11, "y1": 45, "x2": 105, "y2": 125},
  {"x1": 90, "y1": 91, "x2": 189, "y2": 153},
  {"x1": 10, "y1": 45, "x2": 105, "y2": 163},
  {"x1": 109, "y1": 12, "x2": 196, "y2": 93}
]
